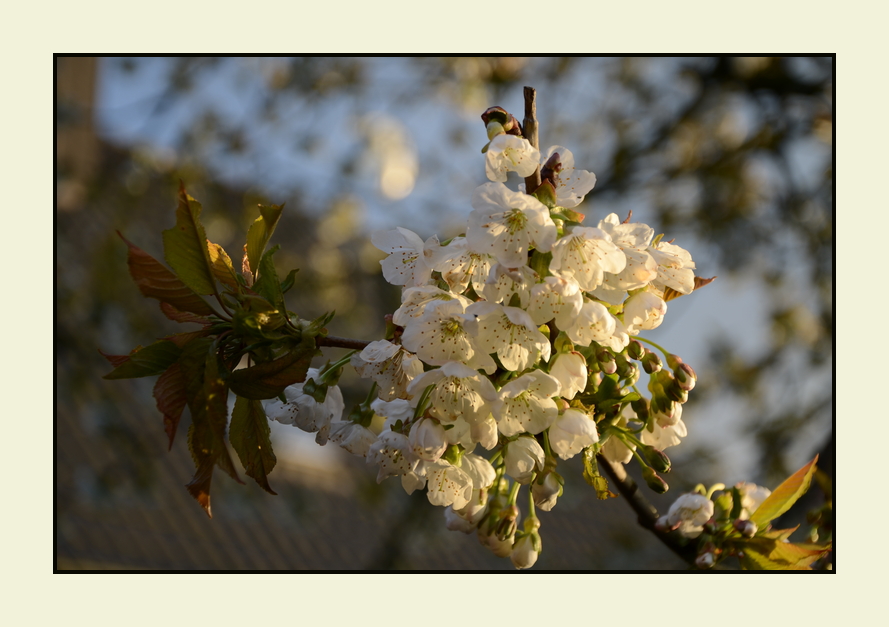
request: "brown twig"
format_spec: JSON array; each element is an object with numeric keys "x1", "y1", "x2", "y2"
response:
[
  {"x1": 598, "y1": 455, "x2": 698, "y2": 566},
  {"x1": 316, "y1": 336, "x2": 371, "y2": 350},
  {"x1": 523, "y1": 86, "x2": 542, "y2": 194}
]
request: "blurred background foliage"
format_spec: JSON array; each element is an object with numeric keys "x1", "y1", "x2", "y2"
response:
[{"x1": 56, "y1": 56, "x2": 832, "y2": 570}]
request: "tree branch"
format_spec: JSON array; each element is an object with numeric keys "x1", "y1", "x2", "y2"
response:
[
  {"x1": 598, "y1": 455, "x2": 698, "y2": 566},
  {"x1": 523, "y1": 86, "x2": 542, "y2": 194},
  {"x1": 316, "y1": 336, "x2": 371, "y2": 350}
]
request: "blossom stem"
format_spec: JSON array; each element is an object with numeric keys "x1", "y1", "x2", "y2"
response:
[
  {"x1": 507, "y1": 480, "x2": 521, "y2": 506},
  {"x1": 316, "y1": 335, "x2": 371, "y2": 350},
  {"x1": 522, "y1": 86, "x2": 542, "y2": 194},
  {"x1": 635, "y1": 336, "x2": 671, "y2": 359},
  {"x1": 319, "y1": 350, "x2": 358, "y2": 379}
]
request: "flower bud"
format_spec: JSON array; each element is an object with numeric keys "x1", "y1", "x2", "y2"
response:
[
  {"x1": 596, "y1": 347, "x2": 616, "y2": 375},
  {"x1": 733, "y1": 519, "x2": 758, "y2": 538},
  {"x1": 496, "y1": 505, "x2": 519, "y2": 541},
  {"x1": 480, "y1": 106, "x2": 520, "y2": 135},
  {"x1": 630, "y1": 397, "x2": 650, "y2": 424},
  {"x1": 641, "y1": 350, "x2": 662, "y2": 374},
  {"x1": 666, "y1": 381, "x2": 688, "y2": 404},
  {"x1": 655, "y1": 515, "x2": 681, "y2": 532},
  {"x1": 641, "y1": 445, "x2": 672, "y2": 473},
  {"x1": 486, "y1": 120, "x2": 506, "y2": 140},
  {"x1": 695, "y1": 552, "x2": 716, "y2": 569},
  {"x1": 642, "y1": 466, "x2": 669, "y2": 494},
  {"x1": 533, "y1": 179, "x2": 558, "y2": 208},
  {"x1": 540, "y1": 151, "x2": 562, "y2": 186},
  {"x1": 510, "y1": 533, "x2": 540, "y2": 570},
  {"x1": 627, "y1": 339, "x2": 645, "y2": 361},
  {"x1": 674, "y1": 362, "x2": 697, "y2": 391},
  {"x1": 532, "y1": 472, "x2": 563, "y2": 512}
]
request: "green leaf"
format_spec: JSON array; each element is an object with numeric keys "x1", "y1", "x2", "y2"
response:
[
  {"x1": 750, "y1": 456, "x2": 819, "y2": 528},
  {"x1": 207, "y1": 240, "x2": 239, "y2": 289},
  {"x1": 119, "y1": 232, "x2": 216, "y2": 316},
  {"x1": 103, "y1": 340, "x2": 182, "y2": 379},
  {"x1": 162, "y1": 183, "x2": 218, "y2": 295},
  {"x1": 154, "y1": 362, "x2": 187, "y2": 450},
  {"x1": 280, "y1": 268, "x2": 299, "y2": 294},
  {"x1": 227, "y1": 337, "x2": 318, "y2": 399},
  {"x1": 230, "y1": 396, "x2": 278, "y2": 494},
  {"x1": 253, "y1": 245, "x2": 284, "y2": 310},
  {"x1": 583, "y1": 448, "x2": 616, "y2": 499},
  {"x1": 739, "y1": 537, "x2": 830, "y2": 570},
  {"x1": 183, "y1": 339, "x2": 244, "y2": 517},
  {"x1": 246, "y1": 203, "x2": 284, "y2": 276}
]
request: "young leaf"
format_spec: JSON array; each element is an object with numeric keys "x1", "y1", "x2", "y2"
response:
[
  {"x1": 739, "y1": 537, "x2": 830, "y2": 570},
  {"x1": 280, "y1": 268, "x2": 299, "y2": 294},
  {"x1": 227, "y1": 338, "x2": 318, "y2": 399},
  {"x1": 183, "y1": 339, "x2": 244, "y2": 517},
  {"x1": 103, "y1": 340, "x2": 182, "y2": 379},
  {"x1": 246, "y1": 203, "x2": 284, "y2": 275},
  {"x1": 583, "y1": 449, "x2": 616, "y2": 499},
  {"x1": 750, "y1": 456, "x2": 819, "y2": 528},
  {"x1": 119, "y1": 232, "x2": 216, "y2": 316},
  {"x1": 253, "y1": 245, "x2": 285, "y2": 310},
  {"x1": 98, "y1": 349, "x2": 130, "y2": 368},
  {"x1": 160, "y1": 301, "x2": 211, "y2": 325},
  {"x1": 154, "y1": 361, "x2": 187, "y2": 450},
  {"x1": 207, "y1": 241, "x2": 240, "y2": 289},
  {"x1": 162, "y1": 183, "x2": 218, "y2": 296},
  {"x1": 230, "y1": 396, "x2": 278, "y2": 494}
]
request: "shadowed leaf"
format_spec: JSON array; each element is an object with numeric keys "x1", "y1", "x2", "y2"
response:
[
  {"x1": 119, "y1": 232, "x2": 216, "y2": 316},
  {"x1": 162, "y1": 183, "x2": 218, "y2": 295},
  {"x1": 230, "y1": 396, "x2": 277, "y2": 494},
  {"x1": 253, "y1": 245, "x2": 284, "y2": 310},
  {"x1": 103, "y1": 340, "x2": 182, "y2": 379},
  {"x1": 154, "y1": 362, "x2": 187, "y2": 450},
  {"x1": 98, "y1": 349, "x2": 130, "y2": 367},
  {"x1": 164, "y1": 330, "x2": 211, "y2": 348},
  {"x1": 246, "y1": 204, "x2": 283, "y2": 275},
  {"x1": 228, "y1": 339, "x2": 318, "y2": 399},
  {"x1": 750, "y1": 456, "x2": 819, "y2": 528},
  {"x1": 160, "y1": 301, "x2": 212, "y2": 324}
]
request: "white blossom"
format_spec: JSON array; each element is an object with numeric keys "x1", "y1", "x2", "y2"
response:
[
  {"x1": 494, "y1": 371, "x2": 561, "y2": 437},
  {"x1": 736, "y1": 482, "x2": 772, "y2": 520},
  {"x1": 392, "y1": 286, "x2": 473, "y2": 327},
  {"x1": 425, "y1": 460, "x2": 474, "y2": 510},
  {"x1": 564, "y1": 300, "x2": 616, "y2": 346},
  {"x1": 409, "y1": 417, "x2": 448, "y2": 462},
  {"x1": 663, "y1": 493, "x2": 714, "y2": 538},
  {"x1": 623, "y1": 291, "x2": 667, "y2": 334},
  {"x1": 526, "y1": 276, "x2": 584, "y2": 327},
  {"x1": 485, "y1": 134, "x2": 540, "y2": 182},
  {"x1": 469, "y1": 301, "x2": 551, "y2": 372},
  {"x1": 407, "y1": 361, "x2": 498, "y2": 425},
  {"x1": 640, "y1": 416, "x2": 687, "y2": 450},
  {"x1": 460, "y1": 452, "x2": 497, "y2": 491},
  {"x1": 532, "y1": 473, "x2": 562, "y2": 512},
  {"x1": 650, "y1": 241, "x2": 696, "y2": 295},
  {"x1": 372, "y1": 227, "x2": 439, "y2": 287},
  {"x1": 482, "y1": 264, "x2": 538, "y2": 309},
  {"x1": 504, "y1": 435, "x2": 545, "y2": 484},
  {"x1": 428, "y1": 236, "x2": 494, "y2": 294},
  {"x1": 471, "y1": 415, "x2": 499, "y2": 450},
  {"x1": 541, "y1": 146, "x2": 597, "y2": 208},
  {"x1": 549, "y1": 409, "x2": 599, "y2": 460},
  {"x1": 468, "y1": 182, "x2": 556, "y2": 267},
  {"x1": 510, "y1": 534, "x2": 539, "y2": 570},
  {"x1": 401, "y1": 299, "x2": 495, "y2": 373},
  {"x1": 550, "y1": 226, "x2": 626, "y2": 292},
  {"x1": 366, "y1": 430, "x2": 418, "y2": 483},
  {"x1": 600, "y1": 413, "x2": 635, "y2": 465},
  {"x1": 264, "y1": 368, "x2": 344, "y2": 445},
  {"x1": 549, "y1": 351, "x2": 588, "y2": 400},
  {"x1": 595, "y1": 213, "x2": 659, "y2": 293},
  {"x1": 329, "y1": 421, "x2": 376, "y2": 457},
  {"x1": 351, "y1": 340, "x2": 423, "y2": 401}
]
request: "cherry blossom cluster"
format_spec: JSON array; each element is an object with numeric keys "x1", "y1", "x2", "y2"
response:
[{"x1": 267, "y1": 105, "x2": 702, "y2": 569}]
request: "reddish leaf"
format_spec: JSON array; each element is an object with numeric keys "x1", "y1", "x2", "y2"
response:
[
  {"x1": 751, "y1": 456, "x2": 819, "y2": 528},
  {"x1": 118, "y1": 232, "x2": 216, "y2": 317},
  {"x1": 162, "y1": 184, "x2": 218, "y2": 296},
  {"x1": 227, "y1": 340, "x2": 317, "y2": 400},
  {"x1": 103, "y1": 340, "x2": 181, "y2": 380},
  {"x1": 154, "y1": 362, "x2": 187, "y2": 450},
  {"x1": 230, "y1": 397, "x2": 277, "y2": 495},
  {"x1": 164, "y1": 330, "x2": 211, "y2": 348},
  {"x1": 185, "y1": 449, "x2": 215, "y2": 518},
  {"x1": 160, "y1": 301, "x2": 211, "y2": 325},
  {"x1": 98, "y1": 349, "x2": 130, "y2": 367}
]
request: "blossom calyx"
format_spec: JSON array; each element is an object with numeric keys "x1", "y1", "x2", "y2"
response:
[{"x1": 640, "y1": 444, "x2": 671, "y2": 473}]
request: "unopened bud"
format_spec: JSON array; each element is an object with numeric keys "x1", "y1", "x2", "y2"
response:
[
  {"x1": 695, "y1": 552, "x2": 716, "y2": 569},
  {"x1": 496, "y1": 505, "x2": 519, "y2": 541},
  {"x1": 533, "y1": 179, "x2": 558, "y2": 208},
  {"x1": 540, "y1": 152, "x2": 562, "y2": 185},
  {"x1": 642, "y1": 350, "x2": 662, "y2": 374},
  {"x1": 597, "y1": 347, "x2": 616, "y2": 375},
  {"x1": 642, "y1": 466, "x2": 669, "y2": 494},
  {"x1": 480, "y1": 106, "x2": 521, "y2": 135},
  {"x1": 674, "y1": 362, "x2": 697, "y2": 391},
  {"x1": 733, "y1": 519, "x2": 758, "y2": 537},
  {"x1": 642, "y1": 445, "x2": 672, "y2": 473},
  {"x1": 627, "y1": 340, "x2": 645, "y2": 361},
  {"x1": 666, "y1": 381, "x2": 689, "y2": 404},
  {"x1": 630, "y1": 397, "x2": 650, "y2": 423},
  {"x1": 486, "y1": 120, "x2": 505, "y2": 140}
]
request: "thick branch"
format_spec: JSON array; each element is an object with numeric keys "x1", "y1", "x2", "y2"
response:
[
  {"x1": 522, "y1": 86, "x2": 542, "y2": 193},
  {"x1": 598, "y1": 455, "x2": 698, "y2": 566},
  {"x1": 316, "y1": 336, "x2": 371, "y2": 350}
]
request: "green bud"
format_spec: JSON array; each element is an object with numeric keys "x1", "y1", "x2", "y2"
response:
[
  {"x1": 596, "y1": 347, "x2": 616, "y2": 375},
  {"x1": 533, "y1": 179, "x2": 558, "y2": 208},
  {"x1": 666, "y1": 380, "x2": 688, "y2": 404},
  {"x1": 641, "y1": 350, "x2": 662, "y2": 374},
  {"x1": 674, "y1": 362, "x2": 697, "y2": 391},
  {"x1": 627, "y1": 340, "x2": 645, "y2": 361},
  {"x1": 630, "y1": 397, "x2": 650, "y2": 424},
  {"x1": 642, "y1": 466, "x2": 669, "y2": 494},
  {"x1": 641, "y1": 445, "x2": 671, "y2": 473},
  {"x1": 486, "y1": 120, "x2": 506, "y2": 140}
]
